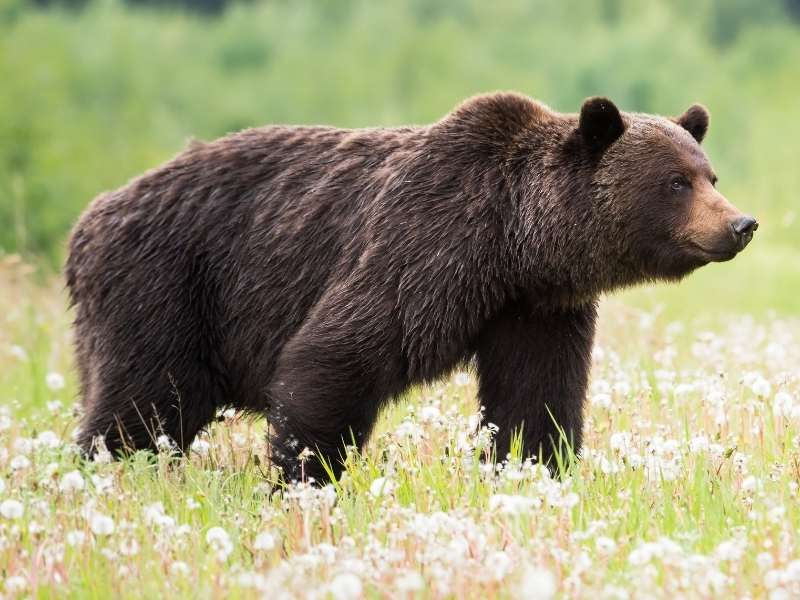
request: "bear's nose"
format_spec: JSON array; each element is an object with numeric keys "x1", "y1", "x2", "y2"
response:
[{"x1": 731, "y1": 216, "x2": 758, "y2": 250}]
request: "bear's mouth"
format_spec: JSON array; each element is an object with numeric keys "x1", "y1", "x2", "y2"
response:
[{"x1": 687, "y1": 241, "x2": 738, "y2": 262}]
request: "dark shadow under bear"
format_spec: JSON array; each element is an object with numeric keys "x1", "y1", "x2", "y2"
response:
[{"x1": 65, "y1": 93, "x2": 757, "y2": 481}]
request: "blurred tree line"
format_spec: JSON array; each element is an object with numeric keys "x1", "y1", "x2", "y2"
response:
[{"x1": 1, "y1": 0, "x2": 798, "y2": 265}]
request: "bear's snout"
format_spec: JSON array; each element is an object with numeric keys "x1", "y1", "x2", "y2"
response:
[{"x1": 730, "y1": 215, "x2": 758, "y2": 251}]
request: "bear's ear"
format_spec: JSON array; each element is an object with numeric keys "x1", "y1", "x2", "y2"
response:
[
  {"x1": 674, "y1": 104, "x2": 709, "y2": 143},
  {"x1": 578, "y1": 97, "x2": 625, "y2": 153}
]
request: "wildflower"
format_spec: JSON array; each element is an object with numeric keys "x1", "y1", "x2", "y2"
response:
[
  {"x1": 66, "y1": 531, "x2": 86, "y2": 547},
  {"x1": 517, "y1": 566, "x2": 556, "y2": 600},
  {"x1": 487, "y1": 550, "x2": 513, "y2": 580},
  {"x1": 91, "y1": 474, "x2": 114, "y2": 495},
  {"x1": 45, "y1": 372, "x2": 65, "y2": 391},
  {"x1": 118, "y1": 538, "x2": 139, "y2": 556},
  {"x1": 773, "y1": 391, "x2": 794, "y2": 417},
  {"x1": 143, "y1": 502, "x2": 175, "y2": 529},
  {"x1": 35, "y1": 430, "x2": 61, "y2": 448},
  {"x1": 757, "y1": 552, "x2": 774, "y2": 570},
  {"x1": 591, "y1": 393, "x2": 612, "y2": 408},
  {"x1": 329, "y1": 572, "x2": 362, "y2": 600},
  {"x1": 596, "y1": 536, "x2": 617, "y2": 555},
  {"x1": 453, "y1": 371, "x2": 471, "y2": 386},
  {"x1": 750, "y1": 376, "x2": 771, "y2": 398},
  {"x1": 170, "y1": 561, "x2": 190, "y2": 576},
  {"x1": 90, "y1": 513, "x2": 115, "y2": 536},
  {"x1": 206, "y1": 527, "x2": 233, "y2": 561},
  {"x1": 369, "y1": 476, "x2": 396, "y2": 498},
  {"x1": 9, "y1": 345, "x2": 28, "y2": 361},
  {"x1": 420, "y1": 405, "x2": 441, "y2": 422},
  {"x1": 394, "y1": 570, "x2": 424, "y2": 592},
  {"x1": 10, "y1": 455, "x2": 31, "y2": 470},
  {"x1": 191, "y1": 438, "x2": 211, "y2": 456},
  {"x1": 59, "y1": 470, "x2": 85, "y2": 493},
  {"x1": 689, "y1": 435, "x2": 709, "y2": 453},
  {"x1": 46, "y1": 400, "x2": 63, "y2": 413},
  {"x1": 89, "y1": 436, "x2": 112, "y2": 464},
  {"x1": 5, "y1": 575, "x2": 27, "y2": 594},
  {"x1": 253, "y1": 531, "x2": 277, "y2": 552},
  {"x1": 489, "y1": 494, "x2": 538, "y2": 515},
  {"x1": 155, "y1": 435, "x2": 175, "y2": 452},
  {"x1": 0, "y1": 499, "x2": 24, "y2": 520}
]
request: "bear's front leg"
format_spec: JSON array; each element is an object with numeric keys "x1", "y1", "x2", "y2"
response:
[
  {"x1": 475, "y1": 301, "x2": 597, "y2": 472},
  {"x1": 266, "y1": 282, "x2": 404, "y2": 484}
]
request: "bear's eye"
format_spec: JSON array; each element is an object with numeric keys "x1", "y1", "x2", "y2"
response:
[{"x1": 670, "y1": 176, "x2": 690, "y2": 193}]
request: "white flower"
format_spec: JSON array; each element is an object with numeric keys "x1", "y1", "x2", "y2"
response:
[
  {"x1": 487, "y1": 550, "x2": 513, "y2": 581},
  {"x1": 119, "y1": 538, "x2": 139, "y2": 556},
  {"x1": 5, "y1": 575, "x2": 27, "y2": 593},
  {"x1": 191, "y1": 438, "x2": 211, "y2": 456},
  {"x1": 517, "y1": 566, "x2": 556, "y2": 600},
  {"x1": 369, "y1": 477, "x2": 396, "y2": 498},
  {"x1": 489, "y1": 494, "x2": 538, "y2": 515},
  {"x1": 420, "y1": 405, "x2": 441, "y2": 422},
  {"x1": 9, "y1": 345, "x2": 28, "y2": 361},
  {"x1": 45, "y1": 372, "x2": 65, "y2": 391},
  {"x1": 46, "y1": 400, "x2": 63, "y2": 413},
  {"x1": 757, "y1": 552, "x2": 774, "y2": 570},
  {"x1": 742, "y1": 476, "x2": 759, "y2": 493},
  {"x1": 689, "y1": 435, "x2": 709, "y2": 453},
  {"x1": 10, "y1": 455, "x2": 31, "y2": 470},
  {"x1": 0, "y1": 499, "x2": 24, "y2": 520},
  {"x1": 90, "y1": 513, "x2": 115, "y2": 536},
  {"x1": 35, "y1": 430, "x2": 61, "y2": 448},
  {"x1": 253, "y1": 531, "x2": 276, "y2": 551},
  {"x1": 143, "y1": 502, "x2": 175, "y2": 529},
  {"x1": 91, "y1": 474, "x2": 114, "y2": 494},
  {"x1": 0, "y1": 478, "x2": 5, "y2": 493},
  {"x1": 329, "y1": 572, "x2": 362, "y2": 600},
  {"x1": 170, "y1": 561, "x2": 190, "y2": 576},
  {"x1": 59, "y1": 470, "x2": 85, "y2": 493},
  {"x1": 453, "y1": 371, "x2": 471, "y2": 386},
  {"x1": 155, "y1": 435, "x2": 175, "y2": 452},
  {"x1": 206, "y1": 527, "x2": 233, "y2": 561},
  {"x1": 66, "y1": 530, "x2": 86, "y2": 547},
  {"x1": 394, "y1": 570, "x2": 424, "y2": 592},
  {"x1": 773, "y1": 391, "x2": 794, "y2": 417},
  {"x1": 591, "y1": 393, "x2": 612, "y2": 408},
  {"x1": 751, "y1": 376, "x2": 772, "y2": 399},
  {"x1": 596, "y1": 536, "x2": 617, "y2": 554}
]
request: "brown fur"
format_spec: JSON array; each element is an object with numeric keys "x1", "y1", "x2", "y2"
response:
[{"x1": 65, "y1": 92, "x2": 756, "y2": 482}]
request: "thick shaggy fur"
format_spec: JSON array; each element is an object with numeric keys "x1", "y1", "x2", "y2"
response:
[{"x1": 66, "y1": 92, "x2": 753, "y2": 481}]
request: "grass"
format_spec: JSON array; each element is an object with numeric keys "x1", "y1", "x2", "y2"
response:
[{"x1": 1, "y1": 256, "x2": 799, "y2": 598}]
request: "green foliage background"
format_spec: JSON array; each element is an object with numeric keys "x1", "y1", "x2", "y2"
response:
[{"x1": 1, "y1": 0, "x2": 798, "y2": 314}]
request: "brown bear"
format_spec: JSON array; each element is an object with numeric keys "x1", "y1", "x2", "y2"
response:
[{"x1": 66, "y1": 93, "x2": 757, "y2": 482}]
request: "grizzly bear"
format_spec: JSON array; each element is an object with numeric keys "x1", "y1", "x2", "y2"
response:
[{"x1": 66, "y1": 93, "x2": 757, "y2": 482}]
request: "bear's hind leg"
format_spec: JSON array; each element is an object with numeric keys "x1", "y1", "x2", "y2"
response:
[{"x1": 77, "y1": 357, "x2": 220, "y2": 458}]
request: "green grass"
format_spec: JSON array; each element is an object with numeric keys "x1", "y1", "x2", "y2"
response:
[{"x1": 1, "y1": 259, "x2": 799, "y2": 598}]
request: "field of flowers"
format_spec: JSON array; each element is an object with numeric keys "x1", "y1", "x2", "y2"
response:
[{"x1": 1, "y1": 255, "x2": 799, "y2": 599}]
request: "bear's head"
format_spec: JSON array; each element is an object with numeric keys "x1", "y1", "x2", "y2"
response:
[{"x1": 577, "y1": 97, "x2": 757, "y2": 282}]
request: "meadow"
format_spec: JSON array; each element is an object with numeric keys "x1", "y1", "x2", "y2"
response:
[
  {"x1": 2, "y1": 254, "x2": 800, "y2": 598},
  {"x1": 1, "y1": 0, "x2": 800, "y2": 597}
]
